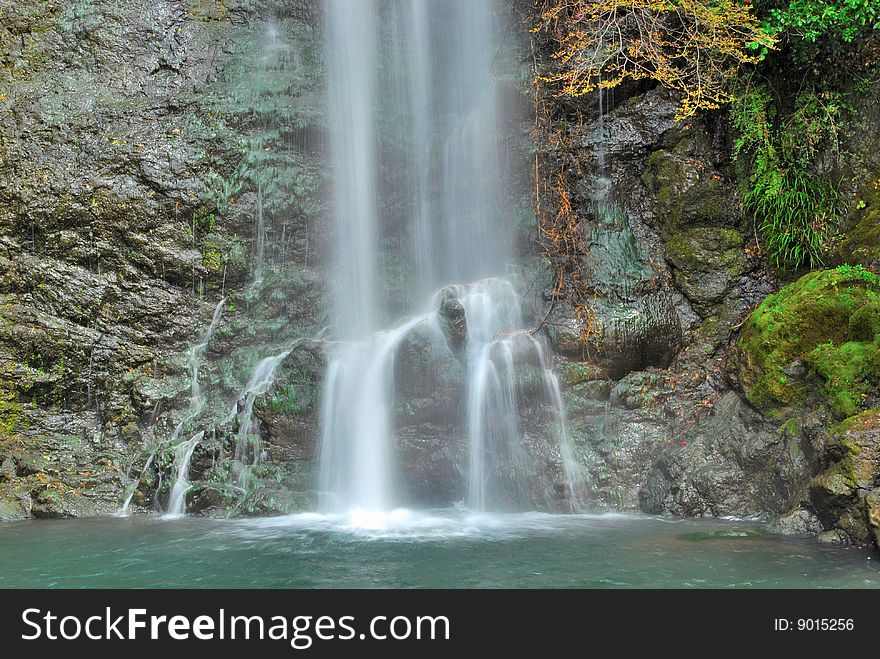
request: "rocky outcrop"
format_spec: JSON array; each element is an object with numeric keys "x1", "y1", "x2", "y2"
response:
[
  {"x1": 807, "y1": 411, "x2": 880, "y2": 545},
  {"x1": 531, "y1": 5, "x2": 880, "y2": 551},
  {"x1": 640, "y1": 392, "x2": 807, "y2": 517}
]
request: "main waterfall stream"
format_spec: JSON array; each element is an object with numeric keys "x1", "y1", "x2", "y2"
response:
[{"x1": 318, "y1": 0, "x2": 580, "y2": 517}]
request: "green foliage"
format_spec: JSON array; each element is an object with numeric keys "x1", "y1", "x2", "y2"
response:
[
  {"x1": 193, "y1": 208, "x2": 217, "y2": 234},
  {"x1": 731, "y1": 81, "x2": 843, "y2": 269},
  {"x1": 750, "y1": 168, "x2": 839, "y2": 269},
  {"x1": 201, "y1": 234, "x2": 224, "y2": 273},
  {"x1": 268, "y1": 384, "x2": 310, "y2": 415},
  {"x1": 761, "y1": 0, "x2": 880, "y2": 44},
  {"x1": 835, "y1": 263, "x2": 880, "y2": 285}
]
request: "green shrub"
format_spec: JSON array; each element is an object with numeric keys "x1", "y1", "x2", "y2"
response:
[{"x1": 731, "y1": 81, "x2": 843, "y2": 269}]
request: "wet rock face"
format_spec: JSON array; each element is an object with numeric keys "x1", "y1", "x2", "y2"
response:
[
  {"x1": 0, "y1": 0, "x2": 325, "y2": 518},
  {"x1": 564, "y1": 371, "x2": 668, "y2": 511},
  {"x1": 641, "y1": 137, "x2": 742, "y2": 233},
  {"x1": 665, "y1": 227, "x2": 745, "y2": 309},
  {"x1": 255, "y1": 340, "x2": 326, "y2": 464},
  {"x1": 396, "y1": 423, "x2": 465, "y2": 507},
  {"x1": 435, "y1": 289, "x2": 467, "y2": 353},
  {"x1": 533, "y1": 79, "x2": 778, "y2": 520},
  {"x1": 393, "y1": 319, "x2": 465, "y2": 427},
  {"x1": 530, "y1": 6, "x2": 880, "y2": 549},
  {"x1": 808, "y1": 411, "x2": 880, "y2": 546},
  {"x1": 545, "y1": 206, "x2": 684, "y2": 379},
  {"x1": 639, "y1": 392, "x2": 808, "y2": 517}
]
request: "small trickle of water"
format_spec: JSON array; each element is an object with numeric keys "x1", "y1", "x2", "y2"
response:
[
  {"x1": 119, "y1": 298, "x2": 225, "y2": 516},
  {"x1": 231, "y1": 350, "x2": 291, "y2": 484},
  {"x1": 165, "y1": 431, "x2": 204, "y2": 517}
]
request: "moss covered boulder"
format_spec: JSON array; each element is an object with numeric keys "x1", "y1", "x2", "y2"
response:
[{"x1": 735, "y1": 266, "x2": 880, "y2": 418}]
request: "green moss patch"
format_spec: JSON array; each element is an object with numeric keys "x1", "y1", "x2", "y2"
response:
[
  {"x1": 643, "y1": 145, "x2": 733, "y2": 231},
  {"x1": 737, "y1": 265, "x2": 880, "y2": 418},
  {"x1": 666, "y1": 227, "x2": 743, "y2": 269},
  {"x1": 563, "y1": 361, "x2": 607, "y2": 386}
]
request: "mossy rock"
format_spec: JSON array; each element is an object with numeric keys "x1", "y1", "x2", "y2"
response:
[
  {"x1": 643, "y1": 147, "x2": 734, "y2": 231},
  {"x1": 563, "y1": 361, "x2": 607, "y2": 386},
  {"x1": 809, "y1": 410, "x2": 880, "y2": 541},
  {"x1": 665, "y1": 227, "x2": 745, "y2": 305},
  {"x1": 849, "y1": 301, "x2": 880, "y2": 341},
  {"x1": 736, "y1": 266, "x2": 880, "y2": 418},
  {"x1": 839, "y1": 177, "x2": 880, "y2": 269}
]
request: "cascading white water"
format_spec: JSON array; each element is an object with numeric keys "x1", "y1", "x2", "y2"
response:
[
  {"x1": 165, "y1": 431, "x2": 204, "y2": 517},
  {"x1": 325, "y1": 0, "x2": 379, "y2": 338},
  {"x1": 318, "y1": 316, "x2": 432, "y2": 512},
  {"x1": 231, "y1": 350, "x2": 291, "y2": 482},
  {"x1": 320, "y1": 1, "x2": 582, "y2": 515},
  {"x1": 119, "y1": 298, "x2": 225, "y2": 515},
  {"x1": 459, "y1": 280, "x2": 524, "y2": 510}
]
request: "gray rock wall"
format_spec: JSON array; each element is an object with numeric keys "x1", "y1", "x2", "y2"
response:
[{"x1": 0, "y1": 0, "x2": 326, "y2": 518}]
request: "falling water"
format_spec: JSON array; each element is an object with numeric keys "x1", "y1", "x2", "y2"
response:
[
  {"x1": 254, "y1": 183, "x2": 266, "y2": 283},
  {"x1": 231, "y1": 350, "x2": 291, "y2": 483},
  {"x1": 165, "y1": 431, "x2": 204, "y2": 517},
  {"x1": 187, "y1": 297, "x2": 226, "y2": 410},
  {"x1": 320, "y1": 0, "x2": 582, "y2": 514},
  {"x1": 536, "y1": 347, "x2": 587, "y2": 510},
  {"x1": 460, "y1": 280, "x2": 580, "y2": 510},
  {"x1": 119, "y1": 298, "x2": 225, "y2": 515},
  {"x1": 325, "y1": 0, "x2": 379, "y2": 337},
  {"x1": 319, "y1": 315, "x2": 440, "y2": 511}
]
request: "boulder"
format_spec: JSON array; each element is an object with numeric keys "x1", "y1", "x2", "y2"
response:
[
  {"x1": 665, "y1": 227, "x2": 745, "y2": 308},
  {"x1": 734, "y1": 267, "x2": 880, "y2": 419}
]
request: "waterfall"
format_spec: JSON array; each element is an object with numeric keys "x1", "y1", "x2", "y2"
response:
[
  {"x1": 254, "y1": 183, "x2": 266, "y2": 283},
  {"x1": 320, "y1": 0, "x2": 582, "y2": 515},
  {"x1": 318, "y1": 316, "x2": 433, "y2": 512},
  {"x1": 187, "y1": 297, "x2": 226, "y2": 411},
  {"x1": 325, "y1": 0, "x2": 379, "y2": 338}
]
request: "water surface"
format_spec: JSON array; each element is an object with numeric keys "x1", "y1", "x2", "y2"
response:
[{"x1": 1, "y1": 511, "x2": 877, "y2": 588}]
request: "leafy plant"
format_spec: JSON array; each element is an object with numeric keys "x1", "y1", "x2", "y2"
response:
[
  {"x1": 731, "y1": 81, "x2": 843, "y2": 269},
  {"x1": 761, "y1": 0, "x2": 880, "y2": 44},
  {"x1": 748, "y1": 167, "x2": 839, "y2": 269},
  {"x1": 535, "y1": 0, "x2": 776, "y2": 119}
]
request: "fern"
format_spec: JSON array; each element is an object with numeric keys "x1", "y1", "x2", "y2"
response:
[{"x1": 732, "y1": 81, "x2": 842, "y2": 270}]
